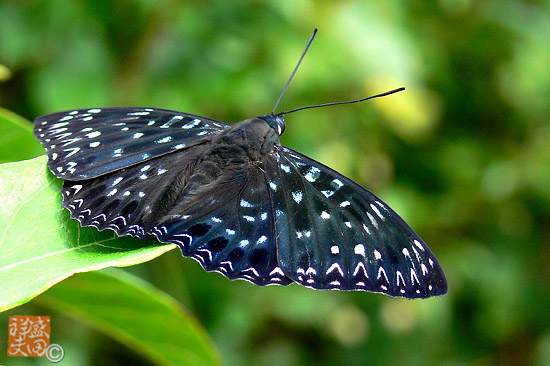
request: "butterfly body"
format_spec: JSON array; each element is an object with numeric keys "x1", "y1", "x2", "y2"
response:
[{"x1": 34, "y1": 107, "x2": 447, "y2": 298}]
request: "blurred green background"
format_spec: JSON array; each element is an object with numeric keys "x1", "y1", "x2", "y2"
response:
[{"x1": 1, "y1": 0, "x2": 550, "y2": 365}]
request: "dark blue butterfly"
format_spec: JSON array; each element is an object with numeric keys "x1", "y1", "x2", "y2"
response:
[
  {"x1": 34, "y1": 105, "x2": 447, "y2": 298},
  {"x1": 33, "y1": 29, "x2": 447, "y2": 299}
]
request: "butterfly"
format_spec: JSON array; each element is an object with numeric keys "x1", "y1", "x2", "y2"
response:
[{"x1": 33, "y1": 30, "x2": 447, "y2": 299}]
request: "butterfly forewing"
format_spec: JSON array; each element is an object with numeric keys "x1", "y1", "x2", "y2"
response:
[
  {"x1": 271, "y1": 146, "x2": 447, "y2": 298},
  {"x1": 34, "y1": 107, "x2": 229, "y2": 180}
]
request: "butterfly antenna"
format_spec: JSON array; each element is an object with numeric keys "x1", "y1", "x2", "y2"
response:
[
  {"x1": 280, "y1": 87, "x2": 406, "y2": 115},
  {"x1": 272, "y1": 28, "x2": 318, "y2": 114}
]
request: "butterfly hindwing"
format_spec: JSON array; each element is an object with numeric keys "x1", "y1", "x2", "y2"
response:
[
  {"x1": 34, "y1": 107, "x2": 229, "y2": 180},
  {"x1": 270, "y1": 146, "x2": 447, "y2": 298}
]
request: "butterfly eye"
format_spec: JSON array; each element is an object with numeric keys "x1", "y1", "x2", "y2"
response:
[
  {"x1": 275, "y1": 115, "x2": 285, "y2": 135},
  {"x1": 259, "y1": 114, "x2": 285, "y2": 136}
]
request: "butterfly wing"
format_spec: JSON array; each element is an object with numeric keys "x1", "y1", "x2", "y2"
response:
[
  {"x1": 269, "y1": 146, "x2": 447, "y2": 298},
  {"x1": 34, "y1": 107, "x2": 229, "y2": 180}
]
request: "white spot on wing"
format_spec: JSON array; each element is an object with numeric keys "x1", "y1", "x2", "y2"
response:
[
  {"x1": 411, "y1": 269, "x2": 420, "y2": 284},
  {"x1": 66, "y1": 161, "x2": 77, "y2": 173},
  {"x1": 64, "y1": 147, "x2": 80, "y2": 158},
  {"x1": 304, "y1": 167, "x2": 320, "y2": 182},
  {"x1": 306, "y1": 267, "x2": 317, "y2": 276},
  {"x1": 367, "y1": 212, "x2": 379, "y2": 229},
  {"x1": 86, "y1": 131, "x2": 101, "y2": 138},
  {"x1": 396, "y1": 271, "x2": 405, "y2": 287},
  {"x1": 353, "y1": 262, "x2": 368, "y2": 277},
  {"x1": 326, "y1": 263, "x2": 344, "y2": 277},
  {"x1": 292, "y1": 191, "x2": 303, "y2": 203},
  {"x1": 240, "y1": 199, "x2": 252, "y2": 207},
  {"x1": 330, "y1": 245, "x2": 339, "y2": 255},
  {"x1": 155, "y1": 136, "x2": 173, "y2": 144},
  {"x1": 269, "y1": 267, "x2": 285, "y2": 276},
  {"x1": 414, "y1": 239, "x2": 425, "y2": 252},
  {"x1": 377, "y1": 267, "x2": 389, "y2": 282},
  {"x1": 332, "y1": 179, "x2": 344, "y2": 189},
  {"x1": 320, "y1": 211, "x2": 331, "y2": 219},
  {"x1": 181, "y1": 118, "x2": 201, "y2": 129},
  {"x1": 362, "y1": 223, "x2": 371, "y2": 235},
  {"x1": 374, "y1": 249, "x2": 382, "y2": 260},
  {"x1": 354, "y1": 244, "x2": 365, "y2": 257},
  {"x1": 370, "y1": 203, "x2": 385, "y2": 220},
  {"x1": 52, "y1": 122, "x2": 69, "y2": 128}
]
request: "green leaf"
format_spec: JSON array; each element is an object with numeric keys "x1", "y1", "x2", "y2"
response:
[
  {"x1": 0, "y1": 107, "x2": 44, "y2": 163},
  {"x1": 37, "y1": 269, "x2": 222, "y2": 366},
  {"x1": 0, "y1": 156, "x2": 177, "y2": 311}
]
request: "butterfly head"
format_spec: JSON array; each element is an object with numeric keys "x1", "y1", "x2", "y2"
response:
[{"x1": 259, "y1": 114, "x2": 286, "y2": 136}]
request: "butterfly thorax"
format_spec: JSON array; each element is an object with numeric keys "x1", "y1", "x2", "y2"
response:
[
  {"x1": 153, "y1": 117, "x2": 280, "y2": 220},
  {"x1": 208, "y1": 117, "x2": 280, "y2": 167}
]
